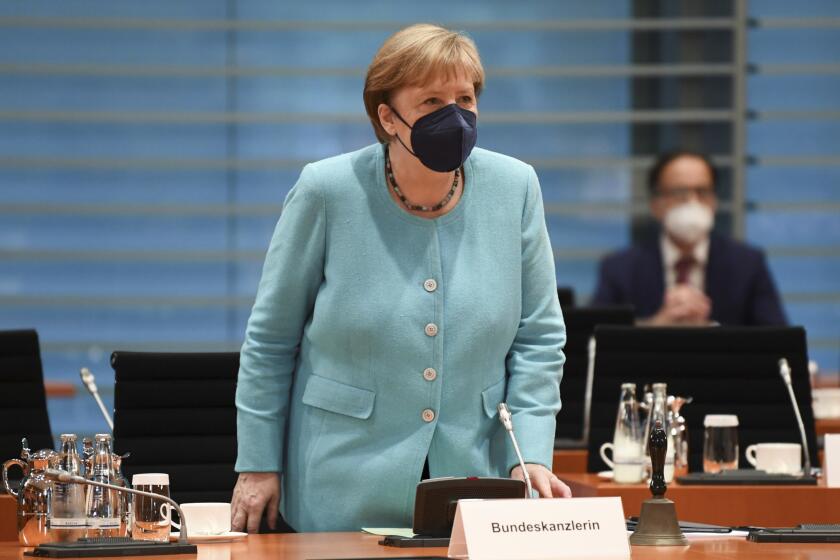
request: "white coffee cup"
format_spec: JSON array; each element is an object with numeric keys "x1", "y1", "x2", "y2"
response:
[
  {"x1": 170, "y1": 502, "x2": 231, "y2": 536},
  {"x1": 745, "y1": 443, "x2": 802, "y2": 475},
  {"x1": 599, "y1": 442, "x2": 644, "y2": 483},
  {"x1": 813, "y1": 388, "x2": 840, "y2": 419}
]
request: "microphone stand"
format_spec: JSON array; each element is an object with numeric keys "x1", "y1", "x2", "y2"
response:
[
  {"x1": 80, "y1": 367, "x2": 114, "y2": 431},
  {"x1": 497, "y1": 403, "x2": 534, "y2": 498},
  {"x1": 43, "y1": 469, "x2": 189, "y2": 543},
  {"x1": 778, "y1": 358, "x2": 812, "y2": 477}
]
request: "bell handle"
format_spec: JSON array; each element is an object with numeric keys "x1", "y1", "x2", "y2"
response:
[
  {"x1": 649, "y1": 421, "x2": 668, "y2": 498},
  {"x1": 2, "y1": 459, "x2": 26, "y2": 497}
]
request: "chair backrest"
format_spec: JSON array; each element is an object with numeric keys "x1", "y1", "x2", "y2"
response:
[
  {"x1": 0, "y1": 329, "x2": 53, "y2": 465},
  {"x1": 554, "y1": 306, "x2": 635, "y2": 446},
  {"x1": 557, "y1": 287, "x2": 576, "y2": 309},
  {"x1": 586, "y1": 326, "x2": 818, "y2": 473},
  {"x1": 112, "y1": 351, "x2": 239, "y2": 504}
]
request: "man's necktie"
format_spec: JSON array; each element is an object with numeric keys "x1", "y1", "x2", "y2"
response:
[{"x1": 675, "y1": 255, "x2": 697, "y2": 285}]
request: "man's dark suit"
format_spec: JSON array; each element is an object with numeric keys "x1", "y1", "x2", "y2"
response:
[{"x1": 592, "y1": 233, "x2": 787, "y2": 326}]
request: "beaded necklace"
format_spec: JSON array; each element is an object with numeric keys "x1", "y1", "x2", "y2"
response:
[{"x1": 385, "y1": 145, "x2": 460, "y2": 213}]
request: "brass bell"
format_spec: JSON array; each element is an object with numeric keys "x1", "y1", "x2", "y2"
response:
[{"x1": 629, "y1": 421, "x2": 688, "y2": 546}]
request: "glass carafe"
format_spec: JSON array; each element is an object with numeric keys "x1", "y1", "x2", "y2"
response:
[
  {"x1": 643, "y1": 383, "x2": 676, "y2": 483},
  {"x1": 111, "y1": 453, "x2": 131, "y2": 537},
  {"x1": 49, "y1": 434, "x2": 86, "y2": 541},
  {"x1": 600, "y1": 383, "x2": 644, "y2": 483},
  {"x1": 84, "y1": 434, "x2": 120, "y2": 538},
  {"x1": 668, "y1": 396, "x2": 692, "y2": 476}
]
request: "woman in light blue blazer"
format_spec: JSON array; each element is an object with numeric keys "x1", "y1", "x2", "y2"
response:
[{"x1": 231, "y1": 23, "x2": 569, "y2": 533}]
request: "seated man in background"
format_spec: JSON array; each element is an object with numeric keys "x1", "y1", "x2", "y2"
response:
[{"x1": 592, "y1": 151, "x2": 787, "y2": 326}]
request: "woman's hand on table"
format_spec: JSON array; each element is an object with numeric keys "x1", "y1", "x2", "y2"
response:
[
  {"x1": 231, "y1": 472, "x2": 281, "y2": 533},
  {"x1": 511, "y1": 464, "x2": 572, "y2": 498}
]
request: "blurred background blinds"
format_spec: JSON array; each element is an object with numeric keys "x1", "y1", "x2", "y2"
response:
[{"x1": 0, "y1": 0, "x2": 837, "y2": 438}]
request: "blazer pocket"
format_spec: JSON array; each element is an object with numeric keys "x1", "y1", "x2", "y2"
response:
[
  {"x1": 301, "y1": 374, "x2": 375, "y2": 420},
  {"x1": 481, "y1": 377, "x2": 507, "y2": 418}
]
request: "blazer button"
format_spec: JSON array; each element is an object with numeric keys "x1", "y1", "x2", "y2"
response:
[
  {"x1": 423, "y1": 368, "x2": 437, "y2": 381},
  {"x1": 424, "y1": 323, "x2": 438, "y2": 337},
  {"x1": 422, "y1": 409, "x2": 436, "y2": 422},
  {"x1": 423, "y1": 279, "x2": 438, "y2": 292}
]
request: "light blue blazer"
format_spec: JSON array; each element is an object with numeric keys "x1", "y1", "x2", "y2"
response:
[{"x1": 235, "y1": 143, "x2": 565, "y2": 532}]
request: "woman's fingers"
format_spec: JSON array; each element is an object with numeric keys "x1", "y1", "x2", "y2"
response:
[
  {"x1": 230, "y1": 472, "x2": 281, "y2": 533},
  {"x1": 230, "y1": 490, "x2": 249, "y2": 532},
  {"x1": 245, "y1": 495, "x2": 265, "y2": 534},
  {"x1": 531, "y1": 471, "x2": 553, "y2": 498},
  {"x1": 266, "y1": 488, "x2": 281, "y2": 530},
  {"x1": 511, "y1": 464, "x2": 573, "y2": 498},
  {"x1": 550, "y1": 474, "x2": 573, "y2": 498}
]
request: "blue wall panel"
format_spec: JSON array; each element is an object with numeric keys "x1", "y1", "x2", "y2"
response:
[
  {"x1": 4, "y1": 0, "x2": 834, "y2": 440},
  {"x1": 232, "y1": 170, "x2": 299, "y2": 204},
  {"x1": 746, "y1": 212, "x2": 840, "y2": 247},
  {"x1": 0, "y1": 307, "x2": 230, "y2": 343},
  {"x1": 0, "y1": 261, "x2": 229, "y2": 297},
  {"x1": 0, "y1": 169, "x2": 230, "y2": 205},
  {"x1": 748, "y1": 29, "x2": 840, "y2": 64},
  {"x1": 0, "y1": 1, "x2": 641, "y2": 439},
  {"x1": 235, "y1": 0, "x2": 629, "y2": 21},
  {"x1": 0, "y1": 76, "x2": 228, "y2": 112},
  {"x1": 769, "y1": 257, "x2": 840, "y2": 295},
  {"x1": 747, "y1": 12, "x2": 840, "y2": 373},
  {"x1": 0, "y1": 123, "x2": 228, "y2": 158},
  {"x1": 0, "y1": 0, "x2": 227, "y2": 18},
  {"x1": 0, "y1": 28, "x2": 228, "y2": 66},
  {"x1": 537, "y1": 168, "x2": 632, "y2": 204},
  {"x1": 747, "y1": 167, "x2": 840, "y2": 203},
  {"x1": 0, "y1": 215, "x2": 229, "y2": 251}
]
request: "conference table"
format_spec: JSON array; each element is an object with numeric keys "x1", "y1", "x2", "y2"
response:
[
  {"x1": 557, "y1": 472, "x2": 840, "y2": 527},
  {"x1": 2, "y1": 413, "x2": 838, "y2": 557},
  {"x1": 0, "y1": 531, "x2": 838, "y2": 559},
  {"x1": 551, "y1": 414, "x2": 840, "y2": 528}
]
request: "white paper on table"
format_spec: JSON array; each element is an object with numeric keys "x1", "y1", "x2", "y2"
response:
[{"x1": 360, "y1": 527, "x2": 415, "y2": 538}]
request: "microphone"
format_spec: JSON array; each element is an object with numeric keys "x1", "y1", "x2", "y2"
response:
[
  {"x1": 581, "y1": 335, "x2": 597, "y2": 445},
  {"x1": 80, "y1": 367, "x2": 114, "y2": 431},
  {"x1": 43, "y1": 468, "x2": 189, "y2": 543},
  {"x1": 497, "y1": 403, "x2": 533, "y2": 499},
  {"x1": 778, "y1": 358, "x2": 812, "y2": 476}
]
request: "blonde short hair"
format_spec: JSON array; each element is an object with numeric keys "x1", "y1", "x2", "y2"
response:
[{"x1": 363, "y1": 23, "x2": 485, "y2": 143}]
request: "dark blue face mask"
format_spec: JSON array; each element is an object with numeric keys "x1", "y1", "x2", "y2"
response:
[{"x1": 390, "y1": 104, "x2": 478, "y2": 173}]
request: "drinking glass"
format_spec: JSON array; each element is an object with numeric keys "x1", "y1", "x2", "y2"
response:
[
  {"x1": 131, "y1": 473, "x2": 171, "y2": 542},
  {"x1": 703, "y1": 414, "x2": 739, "y2": 473}
]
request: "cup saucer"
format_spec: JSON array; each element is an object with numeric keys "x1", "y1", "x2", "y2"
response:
[
  {"x1": 597, "y1": 470, "x2": 614, "y2": 480},
  {"x1": 170, "y1": 531, "x2": 247, "y2": 543}
]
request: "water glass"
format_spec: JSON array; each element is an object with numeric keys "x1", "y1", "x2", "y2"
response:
[
  {"x1": 703, "y1": 414, "x2": 739, "y2": 473},
  {"x1": 131, "y1": 473, "x2": 171, "y2": 542}
]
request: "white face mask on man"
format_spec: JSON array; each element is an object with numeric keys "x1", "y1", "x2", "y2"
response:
[{"x1": 663, "y1": 201, "x2": 714, "y2": 245}]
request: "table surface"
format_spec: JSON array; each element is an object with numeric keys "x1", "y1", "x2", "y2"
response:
[
  {"x1": 554, "y1": 415, "x2": 840, "y2": 474},
  {"x1": 816, "y1": 417, "x2": 840, "y2": 437},
  {"x1": 558, "y1": 472, "x2": 840, "y2": 527},
  {"x1": 1, "y1": 531, "x2": 839, "y2": 560}
]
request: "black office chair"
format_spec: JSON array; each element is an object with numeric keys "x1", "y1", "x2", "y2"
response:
[
  {"x1": 0, "y1": 329, "x2": 54, "y2": 469},
  {"x1": 557, "y1": 287, "x2": 576, "y2": 309},
  {"x1": 554, "y1": 307, "x2": 634, "y2": 447},
  {"x1": 586, "y1": 326, "x2": 818, "y2": 473},
  {"x1": 111, "y1": 351, "x2": 239, "y2": 504}
]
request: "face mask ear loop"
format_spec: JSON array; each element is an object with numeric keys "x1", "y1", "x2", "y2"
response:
[{"x1": 388, "y1": 106, "x2": 419, "y2": 158}]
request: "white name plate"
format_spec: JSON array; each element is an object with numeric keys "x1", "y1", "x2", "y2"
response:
[
  {"x1": 826, "y1": 434, "x2": 840, "y2": 488},
  {"x1": 448, "y1": 497, "x2": 629, "y2": 560}
]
